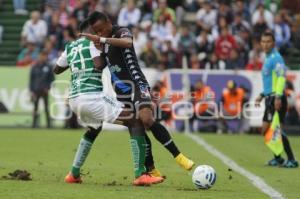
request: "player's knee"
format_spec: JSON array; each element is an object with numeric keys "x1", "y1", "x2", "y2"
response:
[{"x1": 86, "y1": 126, "x2": 102, "y2": 141}]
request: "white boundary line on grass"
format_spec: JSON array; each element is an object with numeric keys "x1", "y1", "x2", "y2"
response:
[{"x1": 186, "y1": 133, "x2": 285, "y2": 199}]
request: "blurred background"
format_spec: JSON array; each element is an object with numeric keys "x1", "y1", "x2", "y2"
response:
[{"x1": 0, "y1": 0, "x2": 299, "y2": 134}]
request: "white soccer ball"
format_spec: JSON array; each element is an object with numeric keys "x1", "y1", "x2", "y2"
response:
[{"x1": 192, "y1": 165, "x2": 216, "y2": 189}]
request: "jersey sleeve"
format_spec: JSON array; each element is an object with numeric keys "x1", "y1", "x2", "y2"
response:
[
  {"x1": 273, "y1": 57, "x2": 286, "y2": 96},
  {"x1": 89, "y1": 41, "x2": 102, "y2": 58},
  {"x1": 116, "y1": 28, "x2": 133, "y2": 39},
  {"x1": 56, "y1": 50, "x2": 68, "y2": 68}
]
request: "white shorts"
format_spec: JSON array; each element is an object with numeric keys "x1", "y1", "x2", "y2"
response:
[{"x1": 69, "y1": 93, "x2": 124, "y2": 129}]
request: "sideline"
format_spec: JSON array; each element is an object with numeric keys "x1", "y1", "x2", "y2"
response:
[{"x1": 186, "y1": 133, "x2": 285, "y2": 199}]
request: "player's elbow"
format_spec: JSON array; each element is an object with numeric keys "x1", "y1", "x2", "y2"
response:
[
  {"x1": 123, "y1": 38, "x2": 133, "y2": 48},
  {"x1": 53, "y1": 66, "x2": 61, "y2": 74}
]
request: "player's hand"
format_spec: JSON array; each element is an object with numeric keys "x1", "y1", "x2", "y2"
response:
[
  {"x1": 255, "y1": 95, "x2": 263, "y2": 107},
  {"x1": 78, "y1": 33, "x2": 99, "y2": 43},
  {"x1": 274, "y1": 97, "x2": 282, "y2": 111}
]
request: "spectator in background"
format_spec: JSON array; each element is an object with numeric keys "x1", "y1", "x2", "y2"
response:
[
  {"x1": 42, "y1": 4, "x2": 54, "y2": 29},
  {"x1": 178, "y1": 25, "x2": 196, "y2": 59},
  {"x1": 246, "y1": 52, "x2": 263, "y2": 70},
  {"x1": 21, "y1": 11, "x2": 48, "y2": 46},
  {"x1": 252, "y1": 16, "x2": 269, "y2": 41},
  {"x1": 139, "y1": 38, "x2": 159, "y2": 68},
  {"x1": 274, "y1": 14, "x2": 291, "y2": 54},
  {"x1": 249, "y1": 40, "x2": 265, "y2": 62},
  {"x1": 204, "y1": 53, "x2": 226, "y2": 70},
  {"x1": 214, "y1": 27, "x2": 237, "y2": 61},
  {"x1": 150, "y1": 14, "x2": 173, "y2": 49},
  {"x1": 16, "y1": 42, "x2": 40, "y2": 67},
  {"x1": 234, "y1": 0, "x2": 250, "y2": 21},
  {"x1": 231, "y1": 12, "x2": 251, "y2": 36},
  {"x1": 57, "y1": 0, "x2": 69, "y2": 28},
  {"x1": 211, "y1": 16, "x2": 228, "y2": 41},
  {"x1": 48, "y1": 13, "x2": 64, "y2": 50},
  {"x1": 226, "y1": 49, "x2": 245, "y2": 70},
  {"x1": 196, "y1": 30, "x2": 214, "y2": 55},
  {"x1": 117, "y1": 0, "x2": 141, "y2": 27},
  {"x1": 189, "y1": 79, "x2": 216, "y2": 132},
  {"x1": 219, "y1": 80, "x2": 247, "y2": 133},
  {"x1": 196, "y1": 0, "x2": 217, "y2": 33},
  {"x1": 72, "y1": 0, "x2": 89, "y2": 24},
  {"x1": 252, "y1": 4, "x2": 274, "y2": 30},
  {"x1": 44, "y1": 39, "x2": 58, "y2": 66},
  {"x1": 153, "y1": 0, "x2": 176, "y2": 23},
  {"x1": 132, "y1": 26, "x2": 147, "y2": 58},
  {"x1": 45, "y1": 0, "x2": 60, "y2": 11},
  {"x1": 29, "y1": 51, "x2": 54, "y2": 128},
  {"x1": 162, "y1": 38, "x2": 180, "y2": 68},
  {"x1": 217, "y1": 1, "x2": 233, "y2": 25},
  {"x1": 13, "y1": 0, "x2": 28, "y2": 15}
]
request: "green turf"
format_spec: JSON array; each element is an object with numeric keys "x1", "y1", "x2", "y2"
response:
[
  {"x1": 200, "y1": 134, "x2": 300, "y2": 199},
  {"x1": 0, "y1": 129, "x2": 298, "y2": 199}
]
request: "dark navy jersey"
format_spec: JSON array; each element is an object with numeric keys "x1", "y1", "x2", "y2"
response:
[{"x1": 102, "y1": 26, "x2": 150, "y2": 97}]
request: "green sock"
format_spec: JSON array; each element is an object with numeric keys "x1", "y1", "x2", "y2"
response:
[
  {"x1": 71, "y1": 137, "x2": 93, "y2": 178},
  {"x1": 130, "y1": 136, "x2": 147, "y2": 178}
]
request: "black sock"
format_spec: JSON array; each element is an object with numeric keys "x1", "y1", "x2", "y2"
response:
[
  {"x1": 144, "y1": 134, "x2": 154, "y2": 171},
  {"x1": 282, "y1": 133, "x2": 295, "y2": 161},
  {"x1": 84, "y1": 126, "x2": 102, "y2": 143},
  {"x1": 149, "y1": 122, "x2": 180, "y2": 157}
]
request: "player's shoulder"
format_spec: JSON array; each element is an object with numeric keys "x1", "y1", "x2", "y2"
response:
[
  {"x1": 270, "y1": 49, "x2": 284, "y2": 63},
  {"x1": 113, "y1": 26, "x2": 132, "y2": 38}
]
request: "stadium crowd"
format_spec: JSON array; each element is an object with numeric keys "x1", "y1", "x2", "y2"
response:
[{"x1": 17, "y1": 0, "x2": 300, "y2": 70}]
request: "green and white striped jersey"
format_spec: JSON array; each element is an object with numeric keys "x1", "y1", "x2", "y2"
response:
[{"x1": 56, "y1": 37, "x2": 102, "y2": 98}]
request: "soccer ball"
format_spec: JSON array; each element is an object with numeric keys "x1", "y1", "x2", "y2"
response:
[{"x1": 192, "y1": 165, "x2": 216, "y2": 189}]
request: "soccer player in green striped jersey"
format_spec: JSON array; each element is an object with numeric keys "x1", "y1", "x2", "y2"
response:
[{"x1": 53, "y1": 20, "x2": 164, "y2": 186}]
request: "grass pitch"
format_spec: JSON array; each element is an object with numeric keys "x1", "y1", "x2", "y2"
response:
[{"x1": 0, "y1": 129, "x2": 299, "y2": 199}]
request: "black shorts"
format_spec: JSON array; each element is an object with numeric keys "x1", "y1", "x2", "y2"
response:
[
  {"x1": 262, "y1": 95, "x2": 287, "y2": 123},
  {"x1": 117, "y1": 85, "x2": 152, "y2": 111}
]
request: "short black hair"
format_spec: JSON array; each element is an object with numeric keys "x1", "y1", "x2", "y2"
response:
[
  {"x1": 79, "y1": 19, "x2": 89, "y2": 33},
  {"x1": 88, "y1": 11, "x2": 109, "y2": 25},
  {"x1": 261, "y1": 31, "x2": 275, "y2": 41}
]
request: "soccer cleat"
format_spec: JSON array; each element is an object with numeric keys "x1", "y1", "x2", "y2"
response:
[
  {"x1": 149, "y1": 168, "x2": 166, "y2": 179},
  {"x1": 175, "y1": 153, "x2": 195, "y2": 171},
  {"x1": 64, "y1": 173, "x2": 82, "y2": 183},
  {"x1": 282, "y1": 160, "x2": 299, "y2": 168},
  {"x1": 133, "y1": 174, "x2": 164, "y2": 186},
  {"x1": 267, "y1": 157, "x2": 285, "y2": 166}
]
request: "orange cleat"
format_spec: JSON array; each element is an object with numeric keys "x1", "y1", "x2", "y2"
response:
[
  {"x1": 133, "y1": 174, "x2": 164, "y2": 186},
  {"x1": 64, "y1": 173, "x2": 82, "y2": 184}
]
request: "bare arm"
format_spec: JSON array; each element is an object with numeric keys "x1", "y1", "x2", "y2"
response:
[
  {"x1": 53, "y1": 65, "x2": 69, "y2": 74},
  {"x1": 79, "y1": 33, "x2": 133, "y2": 48}
]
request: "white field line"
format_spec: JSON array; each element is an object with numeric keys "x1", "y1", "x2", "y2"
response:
[{"x1": 186, "y1": 133, "x2": 285, "y2": 199}]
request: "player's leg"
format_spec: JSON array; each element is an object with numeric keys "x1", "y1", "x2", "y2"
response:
[
  {"x1": 138, "y1": 106, "x2": 194, "y2": 171},
  {"x1": 124, "y1": 121, "x2": 164, "y2": 185},
  {"x1": 262, "y1": 96, "x2": 286, "y2": 166},
  {"x1": 99, "y1": 95, "x2": 164, "y2": 185},
  {"x1": 65, "y1": 125, "x2": 102, "y2": 183},
  {"x1": 32, "y1": 93, "x2": 40, "y2": 128},
  {"x1": 42, "y1": 91, "x2": 51, "y2": 128},
  {"x1": 128, "y1": 125, "x2": 163, "y2": 178},
  {"x1": 279, "y1": 96, "x2": 298, "y2": 168}
]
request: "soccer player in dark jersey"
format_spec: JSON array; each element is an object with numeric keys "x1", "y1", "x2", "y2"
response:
[
  {"x1": 80, "y1": 11, "x2": 194, "y2": 172},
  {"x1": 255, "y1": 31, "x2": 298, "y2": 168},
  {"x1": 56, "y1": 20, "x2": 164, "y2": 186}
]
